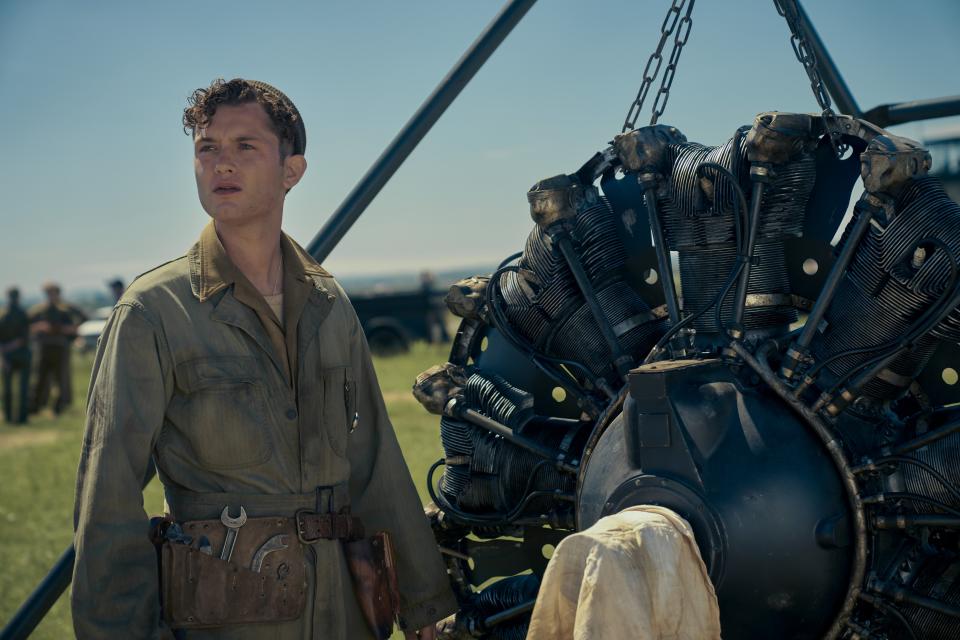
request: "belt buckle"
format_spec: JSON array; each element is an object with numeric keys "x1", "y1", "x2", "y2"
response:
[{"x1": 295, "y1": 509, "x2": 320, "y2": 544}]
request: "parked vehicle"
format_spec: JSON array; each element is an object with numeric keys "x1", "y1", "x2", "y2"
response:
[
  {"x1": 74, "y1": 306, "x2": 113, "y2": 353},
  {"x1": 349, "y1": 287, "x2": 449, "y2": 355}
]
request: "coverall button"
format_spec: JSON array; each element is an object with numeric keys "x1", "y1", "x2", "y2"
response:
[{"x1": 286, "y1": 408, "x2": 298, "y2": 420}]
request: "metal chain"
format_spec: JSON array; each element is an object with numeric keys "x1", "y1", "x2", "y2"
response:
[
  {"x1": 773, "y1": 0, "x2": 849, "y2": 157},
  {"x1": 621, "y1": 0, "x2": 696, "y2": 133}
]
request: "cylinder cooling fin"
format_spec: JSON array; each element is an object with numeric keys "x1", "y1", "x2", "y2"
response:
[{"x1": 415, "y1": 111, "x2": 960, "y2": 640}]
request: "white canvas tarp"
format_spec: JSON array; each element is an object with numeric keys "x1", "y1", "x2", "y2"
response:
[{"x1": 526, "y1": 506, "x2": 721, "y2": 640}]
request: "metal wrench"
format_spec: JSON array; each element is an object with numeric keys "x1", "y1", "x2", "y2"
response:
[
  {"x1": 219, "y1": 506, "x2": 247, "y2": 562},
  {"x1": 250, "y1": 534, "x2": 289, "y2": 572}
]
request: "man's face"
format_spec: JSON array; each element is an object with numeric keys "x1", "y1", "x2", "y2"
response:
[{"x1": 193, "y1": 102, "x2": 305, "y2": 225}]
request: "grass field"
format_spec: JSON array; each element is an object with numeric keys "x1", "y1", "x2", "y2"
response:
[{"x1": 0, "y1": 341, "x2": 451, "y2": 638}]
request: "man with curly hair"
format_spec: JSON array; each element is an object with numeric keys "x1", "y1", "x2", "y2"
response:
[{"x1": 72, "y1": 78, "x2": 455, "y2": 640}]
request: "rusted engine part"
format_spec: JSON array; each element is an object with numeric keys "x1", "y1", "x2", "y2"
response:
[
  {"x1": 414, "y1": 363, "x2": 468, "y2": 415},
  {"x1": 491, "y1": 176, "x2": 668, "y2": 391},
  {"x1": 413, "y1": 364, "x2": 580, "y2": 528},
  {"x1": 729, "y1": 112, "x2": 821, "y2": 334},
  {"x1": 791, "y1": 140, "x2": 949, "y2": 415},
  {"x1": 435, "y1": 574, "x2": 539, "y2": 640},
  {"x1": 614, "y1": 125, "x2": 688, "y2": 334},
  {"x1": 527, "y1": 175, "x2": 633, "y2": 379},
  {"x1": 641, "y1": 115, "x2": 818, "y2": 350},
  {"x1": 782, "y1": 132, "x2": 935, "y2": 383},
  {"x1": 446, "y1": 276, "x2": 490, "y2": 322},
  {"x1": 424, "y1": 118, "x2": 960, "y2": 639},
  {"x1": 758, "y1": 134, "x2": 960, "y2": 638},
  {"x1": 421, "y1": 189, "x2": 653, "y2": 638},
  {"x1": 412, "y1": 362, "x2": 580, "y2": 640}
]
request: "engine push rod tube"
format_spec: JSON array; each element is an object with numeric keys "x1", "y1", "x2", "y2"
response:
[
  {"x1": 306, "y1": 0, "x2": 538, "y2": 262},
  {"x1": 484, "y1": 599, "x2": 537, "y2": 627},
  {"x1": 729, "y1": 340, "x2": 866, "y2": 640},
  {"x1": 553, "y1": 230, "x2": 633, "y2": 379},
  {"x1": 886, "y1": 420, "x2": 960, "y2": 457},
  {"x1": 447, "y1": 399, "x2": 579, "y2": 474},
  {"x1": 783, "y1": 200, "x2": 875, "y2": 381},
  {"x1": 869, "y1": 579, "x2": 960, "y2": 619},
  {"x1": 731, "y1": 166, "x2": 770, "y2": 331},
  {"x1": 873, "y1": 514, "x2": 960, "y2": 530},
  {"x1": 640, "y1": 175, "x2": 682, "y2": 327}
]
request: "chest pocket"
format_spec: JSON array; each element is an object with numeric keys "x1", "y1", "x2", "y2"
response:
[
  {"x1": 320, "y1": 366, "x2": 357, "y2": 457},
  {"x1": 173, "y1": 356, "x2": 274, "y2": 470}
]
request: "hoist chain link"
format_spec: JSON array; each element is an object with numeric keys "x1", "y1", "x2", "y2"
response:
[
  {"x1": 621, "y1": 0, "x2": 696, "y2": 133},
  {"x1": 773, "y1": 0, "x2": 849, "y2": 157},
  {"x1": 651, "y1": 9, "x2": 694, "y2": 125}
]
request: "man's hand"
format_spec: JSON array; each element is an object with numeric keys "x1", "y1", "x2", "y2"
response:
[{"x1": 404, "y1": 624, "x2": 436, "y2": 640}]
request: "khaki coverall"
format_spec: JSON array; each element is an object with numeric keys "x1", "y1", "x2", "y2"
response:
[{"x1": 72, "y1": 223, "x2": 456, "y2": 639}]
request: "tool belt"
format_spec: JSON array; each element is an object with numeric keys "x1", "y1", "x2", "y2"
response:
[
  {"x1": 155, "y1": 513, "x2": 309, "y2": 628},
  {"x1": 296, "y1": 509, "x2": 365, "y2": 543},
  {"x1": 153, "y1": 503, "x2": 398, "y2": 637}
]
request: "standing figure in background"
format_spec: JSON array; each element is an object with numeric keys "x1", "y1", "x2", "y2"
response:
[
  {"x1": 0, "y1": 287, "x2": 32, "y2": 424},
  {"x1": 420, "y1": 271, "x2": 449, "y2": 344},
  {"x1": 29, "y1": 282, "x2": 78, "y2": 415},
  {"x1": 108, "y1": 278, "x2": 125, "y2": 304}
]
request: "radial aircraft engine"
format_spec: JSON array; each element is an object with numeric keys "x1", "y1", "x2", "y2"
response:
[{"x1": 414, "y1": 112, "x2": 960, "y2": 640}]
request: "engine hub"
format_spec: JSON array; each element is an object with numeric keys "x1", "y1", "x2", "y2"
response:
[{"x1": 579, "y1": 359, "x2": 852, "y2": 639}]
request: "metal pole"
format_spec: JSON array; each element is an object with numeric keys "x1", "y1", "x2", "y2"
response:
[
  {"x1": 795, "y1": 1, "x2": 862, "y2": 117},
  {"x1": 307, "y1": 0, "x2": 538, "y2": 262},
  {"x1": 1, "y1": 464, "x2": 158, "y2": 640},
  {"x1": 0, "y1": 547, "x2": 75, "y2": 640},
  {"x1": 863, "y1": 95, "x2": 960, "y2": 129}
]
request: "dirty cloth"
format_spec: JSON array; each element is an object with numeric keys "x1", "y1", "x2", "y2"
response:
[
  {"x1": 526, "y1": 506, "x2": 721, "y2": 640},
  {"x1": 72, "y1": 222, "x2": 456, "y2": 639}
]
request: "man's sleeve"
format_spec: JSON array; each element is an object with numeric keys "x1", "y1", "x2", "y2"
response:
[
  {"x1": 72, "y1": 302, "x2": 175, "y2": 640},
  {"x1": 343, "y1": 297, "x2": 458, "y2": 631}
]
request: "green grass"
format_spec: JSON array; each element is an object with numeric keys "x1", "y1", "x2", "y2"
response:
[{"x1": 0, "y1": 341, "x2": 451, "y2": 638}]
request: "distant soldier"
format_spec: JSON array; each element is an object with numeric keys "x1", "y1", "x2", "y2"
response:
[
  {"x1": 29, "y1": 282, "x2": 78, "y2": 415},
  {"x1": 0, "y1": 287, "x2": 31, "y2": 424},
  {"x1": 108, "y1": 278, "x2": 125, "y2": 304}
]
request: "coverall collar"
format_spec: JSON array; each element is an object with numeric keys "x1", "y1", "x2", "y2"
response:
[
  {"x1": 189, "y1": 221, "x2": 330, "y2": 303},
  {"x1": 187, "y1": 221, "x2": 336, "y2": 387}
]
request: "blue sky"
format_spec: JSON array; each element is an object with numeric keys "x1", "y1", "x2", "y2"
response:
[{"x1": 1, "y1": 0, "x2": 958, "y2": 297}]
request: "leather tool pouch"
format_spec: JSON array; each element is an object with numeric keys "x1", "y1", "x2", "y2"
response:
[
  {"x1": 344, "y1": 532, "x2": 401, "y2": 640},
  {"x1": 158, "y1": 516, "x2": 307, "y2": 629}
]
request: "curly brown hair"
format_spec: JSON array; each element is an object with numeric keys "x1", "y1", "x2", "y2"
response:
[{"x1": 182, "y1": 78, "x2": 306, "y2": 158}]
